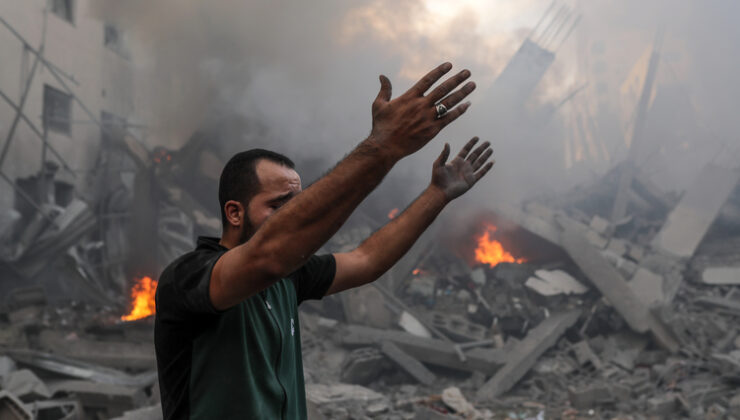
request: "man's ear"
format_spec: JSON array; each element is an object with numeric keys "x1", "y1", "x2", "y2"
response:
[{"x1": 223, "y1": 200, "x2": 245, "y2": 228}]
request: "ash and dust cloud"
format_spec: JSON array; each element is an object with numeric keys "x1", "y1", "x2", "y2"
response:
[{"x1": 89, "y1": 0, "x2": 740, "y2": 213}]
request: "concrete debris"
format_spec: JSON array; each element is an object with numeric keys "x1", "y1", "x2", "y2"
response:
[
  {"x1": 702, "y1": 266, "x2": 740, "y2": 285},
  {"x1": 398, "y1": 311, "x2": 432, "y2": 338},
  {"x1": 3, "y1": 369, "x2": 52, "y2": 402},
  {"x1": 441, "y1": 387, "x2": 480, "y2": 418},
  {"x1": 0, "y1": 67, "x2": 736, "y2": 420},
  {"x1": 0, "y1": 390, "x2": 32, "y2": 420},
  {"x1": 629, "y1": 267, "x2": 665, "y2": 307},
  {"x1": 525, "y1": 269, "x2": 588, "y2": 296},
  {"x1": 652, "y1": 164, "x2": 740, "y2": 258},
  {"x1": 476, "y1": 310, "x2": 581, "y2": 401},
  {"x1": 380, "y1": 341, "x2": 436, "y2": 386}
]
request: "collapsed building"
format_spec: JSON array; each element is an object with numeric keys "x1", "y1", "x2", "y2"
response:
[{"x1": 1, "y1": 1, "x2": 740, "y2": 420}]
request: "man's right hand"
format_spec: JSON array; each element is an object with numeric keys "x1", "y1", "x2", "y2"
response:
[{"x1": 368, "y1": 62, "x2": 476, "y2": 160}]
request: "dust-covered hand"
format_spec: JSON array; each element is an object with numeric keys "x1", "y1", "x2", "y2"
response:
[
  {"x1": 430, "y1": 137, "x2": 495, "y2": 202},
  {"x1": 368, "y1": 62, "x2": 476, "y2": 160}
]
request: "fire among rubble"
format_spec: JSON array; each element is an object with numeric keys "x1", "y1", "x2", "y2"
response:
[
  {"x1": 121, "y1": 276, "x2": 158, "y2": 321},
  {"x1": 474, "y1": 223, "x2": 525, "y2": 268}
]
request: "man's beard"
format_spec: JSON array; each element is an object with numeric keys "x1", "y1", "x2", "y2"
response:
[{"x1": 237, "y1": 220, "x2": 256, "y2": 245}]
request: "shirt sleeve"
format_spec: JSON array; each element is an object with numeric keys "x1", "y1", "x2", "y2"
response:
[
  {"x1": 290, "y1": 254, "x2": 336, "y2": 304},
  {"x1": 155, "y1": 250, "x2": 226, "y2": 321}
]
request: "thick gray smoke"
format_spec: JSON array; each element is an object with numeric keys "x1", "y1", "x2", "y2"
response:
[{"x1": 88, "y1": 0, "x2": 740, "y2": 213}]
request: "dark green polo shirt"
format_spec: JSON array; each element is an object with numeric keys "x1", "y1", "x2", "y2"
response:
[{"x1": 154, "y1": 237, "x2": 336, "y2": 419}]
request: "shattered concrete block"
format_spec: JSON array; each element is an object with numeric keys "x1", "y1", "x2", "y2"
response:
[
  {"x1": 559, "y1": 222, "x2": 680, "y2": 352},
  {"x1": 341, "y1": 347, "x2": 388, "y2": 385},
  {"x1": 441, "y1": 387, "x2": 479, "y2": 418},
  {"x1": 525, "y1": 269, "x2": 588, "y2": 296},
  {"x1": 380, "y1": 341, "x2": 436, "y2": 386},
  {"x1": 647, "y1": 393, "x2": 678, "y2": 416},
  {"x1": 568, "y1": 383, "x2": 629, "y2": 409},
  {"x1": 398, "y1": 311, "x2": 432, "y2": 338},
  {"x1": 607, "y1": 238, "x2": 628, "y2": 257},
  {"x1": 429, "y1": 312, "x2": 486, "y2": 342},
  {"x1": 570, "y1": 341, "x2": 601, "y2": 369},
  {"x1": 3, "y1": 369, "x2": 52, "y2": 402},
  {"x1": 628, "y1": 244, "x2": 645, "y2": 262},
  {"x1": 585, "y1": 230, "x2": 608, "y2": 249},
  {"x1": 629, "y1": 267, "x2": 665, "y2": 308},
  {"x1": 366, "y1": 401, "x2": 390, "y2": 417},
  {"x1": 0, "y1": 390, "x2": 32, "y2": 420},
  {"x1": 589, "y1": 216, "x2": 610, "y2": 235},
  {"x1": 475, "y1": 310, "x2": 581, "y2": 401},
  {"x1": 470, "y1": 268, "x2": 486, "y2": 286},
  {"x1": 0, "y1": 356, "x2": 17, "y2": 383}
]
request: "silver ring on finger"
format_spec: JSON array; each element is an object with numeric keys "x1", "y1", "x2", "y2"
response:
[{"x1": 435, "y1": 103, "x2": 448, "y2": 119}]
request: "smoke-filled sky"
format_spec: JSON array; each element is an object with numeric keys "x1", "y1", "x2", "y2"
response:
[{"x1": 89, "y1": 0, "x2": 740, "y2": 209}]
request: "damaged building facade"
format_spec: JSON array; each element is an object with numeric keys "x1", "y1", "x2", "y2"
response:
[{"x1": 1, "y1": 1, "x2": 740, "y2": 419}]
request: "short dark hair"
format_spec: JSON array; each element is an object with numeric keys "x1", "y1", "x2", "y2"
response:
[{"x1": 218, "y1": 149, "x2": 295, "y2": 229}]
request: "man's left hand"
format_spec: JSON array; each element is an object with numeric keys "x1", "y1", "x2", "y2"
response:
[{"x1": 430, "y1": 137, "x2": 494, "y2": 202}]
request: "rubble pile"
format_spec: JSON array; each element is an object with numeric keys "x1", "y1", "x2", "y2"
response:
[
  {"x1": 0, "y1": 158, "x2": 739, "y2": 419},
  {"x1": 293, "y1": 161, "x2": 740, "y2": 419}
]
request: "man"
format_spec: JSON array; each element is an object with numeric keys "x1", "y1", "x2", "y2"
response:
[{"x1": 155, "y1": 62, "x2": 494, "y2": 419}]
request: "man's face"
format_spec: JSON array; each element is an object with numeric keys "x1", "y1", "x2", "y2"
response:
[{"x1": 240, "y1": 159, "x2": 302, "y2": 242}]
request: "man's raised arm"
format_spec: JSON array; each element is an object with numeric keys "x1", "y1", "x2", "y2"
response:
[
  {"x1": 210, "y1": 62, "x2": 476, "y2": 310},
  {"x1": 329, "y1": 137, "x2": 495, "y2": 295}
]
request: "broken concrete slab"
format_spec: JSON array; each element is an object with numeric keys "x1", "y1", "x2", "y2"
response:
[
  {"x1": 35, "y1": 329, "x2": 156, "y2": 371},
  {"x1": 429, "y1": 312, "x2": 486, "y2": 342},
  {"x1": 3, "y1": 349, "x2": 157, "y2": 387},
  {"x1": 558, "y1": 221, "x2": 680, "y2": 352},
  {"x1": 525, "y1": 269, "x2": 588, "y2": 296},
  {"x1": 398, "y1": 311, "x2": 432, "y2": 338},
  {"x1": 702, "y1": 267, "x2": 740, "y2": 285},
  {"x1": 340, "y1": 347, "x2": 388, "y2": 385},
  {"x1": 568, "y1": 382, "x2": 629, "y2": 409},
  {"x1": 695, "y1": 296, "x2": 740, "y2": 316},
  {"x1": 441, "y1": 387, "x2": 481, "y2": 418},
  {"x1": 475, "y1": 310, "x2": 581, "y2": 401},
  {"x1": 342, "y1": 325, "x2": 505, "y2": 374},
  {"x1": 47, "y1": 380, "x2": 146, "y2": 418},
  {"x1": 629, "y1": 267, "x2": 665, "y2": 308},
  {"x1": 589, "y1": 216, "x2": 610, "y2": 235},
  {"x1": 0, "y1": 355, "x2": 17, "y2": 383},
  {"x1": 380, "y1": 341, "x2": 436, "y2": 386},
  {"x1": 0, "y1": 390, "x2": 32, "y2": 420},
  {"x1": 306, "y1": 383, "x2": 385, "y2": 406},
  {"x1": 652, "y1": 164, "x2": 740, "y2": 258},
  {"x1": 3, "y1": 369, "x2": 52, "y2": 402}
]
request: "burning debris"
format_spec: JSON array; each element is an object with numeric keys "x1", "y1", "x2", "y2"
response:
[{"x1": 120, "y1": 277, "x2": 158, "y2": 322}]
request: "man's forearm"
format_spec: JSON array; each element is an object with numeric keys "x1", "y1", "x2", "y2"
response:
[{"x1": 354, "y1": 185, "x2": 448, "y2": 282}]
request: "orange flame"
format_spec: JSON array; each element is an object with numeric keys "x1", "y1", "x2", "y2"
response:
[
  {"x1": 121, "y1": 276, "x2": 158, "y2": 321},
  {"x1": 474, "y1": 224, "x2": 524, "y2": 268},
  {"x1": 412, "y1": 268, "x2": 422, "y2": 275},
  {"x1": 388, "y1": 208, "x2": 400, "y2": 219}
]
